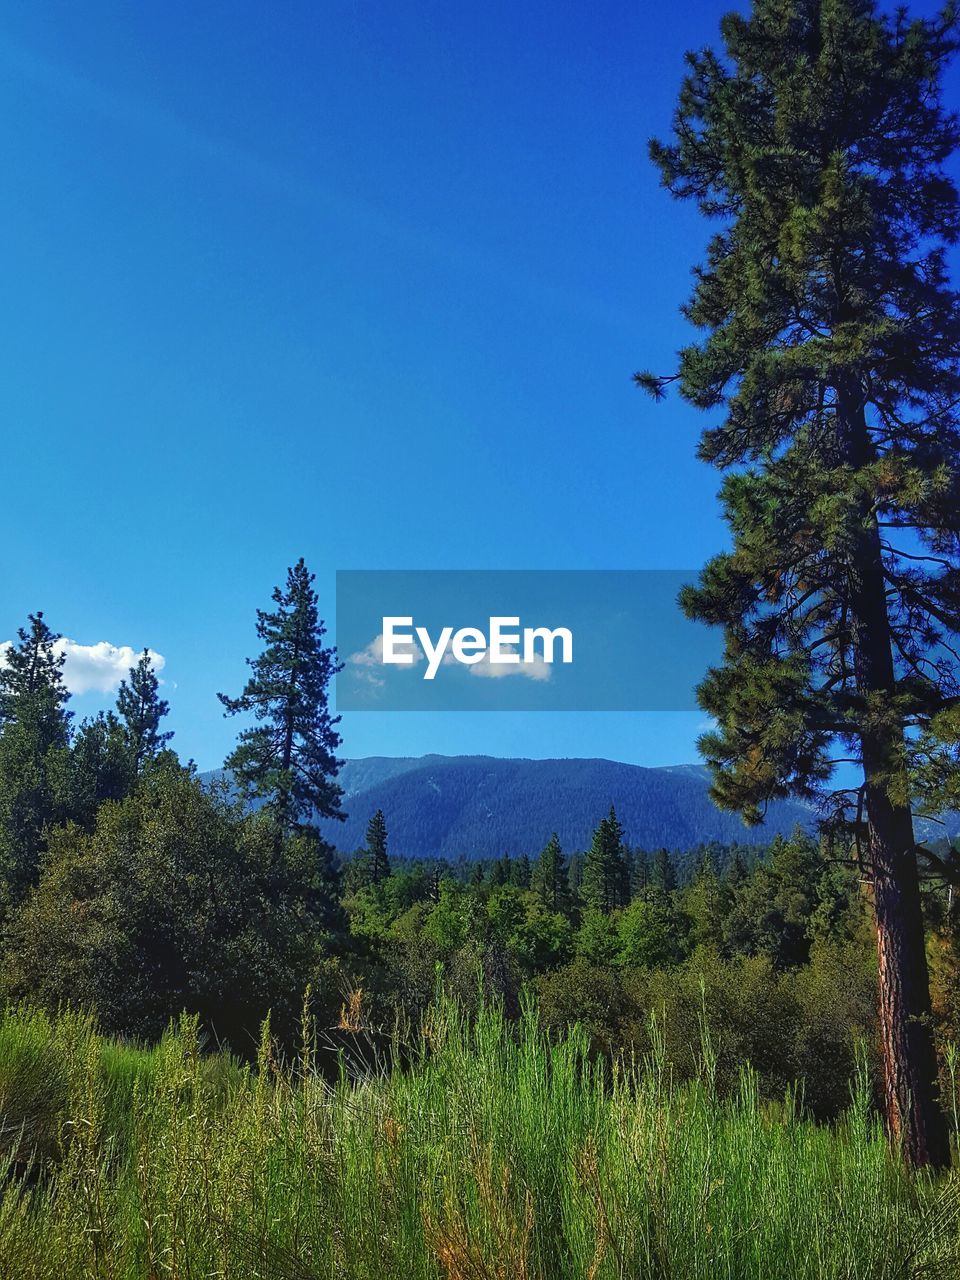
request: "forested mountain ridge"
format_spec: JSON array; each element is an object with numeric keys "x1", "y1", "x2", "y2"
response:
[
  {"x1": 202, "y1": 754, "x2": 960, "y2": 860},
  {"x1": 264, "y1": 755, "x2": 819, "y2": 857}
]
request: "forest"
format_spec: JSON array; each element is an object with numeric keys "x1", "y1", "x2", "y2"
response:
[{"x1": 0, "y1": 600, "x2": 895, "y2": 1120}]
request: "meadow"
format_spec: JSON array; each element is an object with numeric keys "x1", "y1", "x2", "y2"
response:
[{"x1": 1, "y1": 998, "x2": 959, "y2": 1280}]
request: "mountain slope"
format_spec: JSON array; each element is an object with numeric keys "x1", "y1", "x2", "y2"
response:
[{"x1": 317, "y1": 755, "x2": 815, "y2": 858}]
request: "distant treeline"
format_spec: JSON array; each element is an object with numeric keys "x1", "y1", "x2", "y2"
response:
[{"x1": 365, "y1": 839, "x2": 766, "y2": 896}]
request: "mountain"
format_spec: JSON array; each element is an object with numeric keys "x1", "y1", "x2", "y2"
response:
[
  {"x1": 314, "y1": 755, "x2": 816, "y2": 858},
  {"x1": 202, "y1": 754, "x2": 960, "y2": 861}
]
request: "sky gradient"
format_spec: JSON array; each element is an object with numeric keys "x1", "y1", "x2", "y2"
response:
[{"x1": 3, "y1": 0, "x2": 957, "y2": 769}]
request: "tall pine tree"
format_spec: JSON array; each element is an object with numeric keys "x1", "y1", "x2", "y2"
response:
[
  {"x1": 650, "y1": 848, "x2": 677, "y2": 896},
  {"x1": 116, "y1": 649, "x2": 172, "y2": 776},
  {"x1": 532, "y1": 833, "x2": 568, "y2": 910},
  {"x1": 0, "y1": 613, "x2": 71, "y2": 906},
  {"x1": 364, "y1": 808, "x2": 390, "y2": 886},
  {"x1": 219, "y1": 559, "x2": 343, "y2": 835},
  {"x1": 0, "y1": 613, "x2": 69, "y2": 725},
  {"x1": 640, "y1": 0, "x2": 960, "y2": 1166},
  {"x1": 512, "y1": 852, "x2": 532, "y2": 890},
  {"x1": 581, "y1": 806, "x2": 629, "y2": 913}
]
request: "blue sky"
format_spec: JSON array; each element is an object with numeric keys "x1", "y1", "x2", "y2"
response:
[{"x1": 2, "y1": 1, "x2": 955, "y2": 770}]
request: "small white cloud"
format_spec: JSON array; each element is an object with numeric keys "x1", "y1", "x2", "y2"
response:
[
  {"x1": 344, "y1": 633, "x2": 552, "y2": 683},
  {"x1": 0, "y1": 638, "x2": 165, "y2": 696},
  {"x1": 346, "y1": 632, "x2": 425, "y2": 688},
  {"x1": 466, "y1": 644, "x2": 552, "y2": 682}
]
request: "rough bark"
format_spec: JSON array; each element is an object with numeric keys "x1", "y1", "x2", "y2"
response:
[
  {"x1": 867, "y1": 773, "x2": 950, "y2": 1168},
  {"x1": 846, "y1": 388, "x2": 950, "y2": 1168}
]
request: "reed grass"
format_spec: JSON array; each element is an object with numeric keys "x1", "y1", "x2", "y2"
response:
[{"x1": 0, "y1": 997, "x2": 957, "y2": 1279}]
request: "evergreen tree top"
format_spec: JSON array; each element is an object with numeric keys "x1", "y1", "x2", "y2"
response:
[
  {"x1": 116, "y1": 649, "x2": 173, "y2": 772},
  {"x1": 0, "y1": 613, "x2": 70, "y2": 725},
  {"x1": 219, "y1": 559, "x2": 343, "y2": 830},
  {"x1": 220, "y1": 560, "x2": 339, "y2": 716}
]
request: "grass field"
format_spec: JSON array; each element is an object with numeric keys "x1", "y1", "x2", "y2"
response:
[{"x1": 0, "y1": 999, "x2": 958, "y2": 1279}]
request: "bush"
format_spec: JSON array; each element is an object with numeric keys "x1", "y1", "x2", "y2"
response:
[
  {"x1": 2, "y1": 761, "x2": 337, "y2": 1049},
  {"x1": 534, "y1": 940, "x2": 880, "y2": 1118}
]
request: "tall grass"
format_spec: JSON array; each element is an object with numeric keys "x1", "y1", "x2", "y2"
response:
[{"x1": 0, "y1": 998, "x2": 958, "y2": 1278}]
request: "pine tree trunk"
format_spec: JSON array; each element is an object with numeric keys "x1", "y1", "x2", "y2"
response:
[
  {"x1": 843, "y1": 389, "x2": 951, "y2": 1169},
  {"x1": 866, "y1": 771, "x2": 950, "y2": 1168}
]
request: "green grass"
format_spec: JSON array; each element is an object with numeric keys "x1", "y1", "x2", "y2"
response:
[{"x1": 0, "y1": 999, "x2": 958, "y2": 1279}]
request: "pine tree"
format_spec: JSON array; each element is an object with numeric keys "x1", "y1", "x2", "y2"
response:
[
  {"x1": 641, "y1": 0, "x2": 960, "y2": 1166},
  {"x1": 219, "y1": 559, "x2": 343, "y2": 835},
  {"x1": 295, "y1": 829, "x2": 346, "y2": 938},
  {"x1": 490, "y1": 855, "x2": 511, "y2": 888},
  {"x1": 116, "y1": 650, "x2": 172, "y2": 776},
  {"x1": 532, "y1": 833, "x2": 568, "y2": 910},
  {"x1": 630, "y1": 847, "x2": 650, "y2": 898},
  {"x1": 428, "y1": 859, "x2": 448, "y2": 903},
  {"x1": 364, "y1": 809, "x2": 390, "y2": 886},
  {"x1": 567, "y1": 852, "x2": 584, "y2": 899},
  {"x1": 727, "y1": 851, "x2": 749, "y2": 888},
  {"x1": 581, "y1": 806, "x2": 629, "y2": 913},
  {"x1": 650, "y1": 848, "x2": 677, "y2": 896},
  {"x1": 512, "y1": 852, "x2": 532, "y2": 890},
  {"x1": 0, "y1": 613, "x2": 69, "y2": 725},
  {"x1": 684, "y1": 853, "x2": 731, "y2": 951},
  {"x1": 0, "y1": 613, "x2": 72, "y2": 907}
]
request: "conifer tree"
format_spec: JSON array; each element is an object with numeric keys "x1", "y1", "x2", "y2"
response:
[
  {"x1": 428, "y1": 859, "x2": 448, "y2": 903},
  {"x1": 0, "y1": 613, "x2": 72, "y2": 906},
  {"x1": 567, "y1": 852, "x2": 584, "y2": 899},
  {"x1": 0, "y1": 613, "x2": 69, "y2": 725},
  {"x1": 116, "y1": 649, "x2": 172, "y2": 776},
  {"x1": 490, "y1": 855, "x2": 512, "y2": 888},
  {"x1": 581, "y1": 806, "x2": 629, "y2": 913},
  {"x1": 532, "y1": 833, "x2": 568, "y2": 910},
  {"x1": 630, "y1": 847, "x2": 650, "y2": 898},
  {"x1": 219, "y1": 559, "x2": 343, "y2": 835},
  {"x1": 727, "y1": 851, "x2": 749, "y2": 888},
  {"x1": 650, "y1": 848, "x2": 677, "y2": 896},
  {"x1": 512, "y1": 852, "x2": 532, "y2": 890},
  {"x1": 684, "y1": 853, "x2": 731, "y2": 951},
  {"x1": 364, "y1": 808, "x2": 390, "y2": 886},
  {"x1": 294, "y1": 828, "x2": 346, "y2": 938},
  {"x1": 641, "y1": 0, "x2": 960, "y2": 1165}
]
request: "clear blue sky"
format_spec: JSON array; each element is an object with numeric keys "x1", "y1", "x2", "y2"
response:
[{"x1": 2, "y1": 1, "x2": 955, "y2": 770}]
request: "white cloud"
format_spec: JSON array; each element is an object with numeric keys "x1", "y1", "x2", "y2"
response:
[
  {"x1": 464, "y1": 644, "x2": 552, "y2": 682},
  {"x1": 346, "y1": 632, "x2": 425, "y2": 688},
  {"x1": 345, "y1": 633, "x2": 552, "y2": 683},
  {"x1": 0, "y1": 639, "x2": 166, "y2": 696}
]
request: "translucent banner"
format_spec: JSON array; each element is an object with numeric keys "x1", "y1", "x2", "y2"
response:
[{"x1": 335, "y1": 570, "x2": 719, "y2": 712}]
